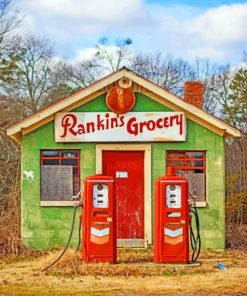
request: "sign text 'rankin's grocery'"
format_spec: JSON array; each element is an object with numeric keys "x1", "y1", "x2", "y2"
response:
[{"x1": 55, "y1": 112, "x2": 186, "y2": 142}]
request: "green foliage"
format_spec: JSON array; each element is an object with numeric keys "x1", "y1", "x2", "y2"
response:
[
  {"x1": 0, "y1": 48, "x2": 24, "y2": 85},
  {"x1": 225, "y1": 69, "x2": 247, "y2": 130}
]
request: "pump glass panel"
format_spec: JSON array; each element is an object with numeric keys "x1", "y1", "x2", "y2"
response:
[
  {"x1": 166, "y1": 185, "x2": 181, "y2": 208},
  {"x1": 93, "y1": 184, "x2": 109, "y2": 208}
]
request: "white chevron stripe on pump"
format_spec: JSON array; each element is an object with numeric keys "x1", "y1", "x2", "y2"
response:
[
  {"x1": 91, "y1": 227, "x2": 110, "y2": 237},
  {"x1": 164, "y1": 227, "x2": 183, "y2": 238}
]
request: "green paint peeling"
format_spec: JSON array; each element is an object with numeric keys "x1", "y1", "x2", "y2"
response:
[{"x1": 21, "y1": 92, "x2": 225, "y2": 250}]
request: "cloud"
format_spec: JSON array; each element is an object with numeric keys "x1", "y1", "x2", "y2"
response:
[
  {"x1": 144, "y1": 2, "x2": 247, "y2": 62},
  {"x1": 15, "y1": 0, "x2": 151, "y2": 40},
  {"x1": 73, "y1": 47, "x2": 97, "y2": 62},
  {"x1": 22, "y1": 0, "x2": 141, "y2": 19},
  {"x1": 191, "y1": 3, "x2": 247, "y2": 45},
  {"x1": 11, "y1": 0, "x2": 247, "y2": 64}
]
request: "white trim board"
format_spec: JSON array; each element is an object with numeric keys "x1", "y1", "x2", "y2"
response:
[
  {"x1": 117, "y1": 239, "x2": 145, "y2": 248},
  {"x1": 40, "y1": 201, "x2": 75, "y2": 206}
]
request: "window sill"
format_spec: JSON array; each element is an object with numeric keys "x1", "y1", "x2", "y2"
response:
[
  {"x1": 40, "y1": 201, "x2": 75, "y2": 207},
  {"x1": 40, "y1": 200, "x2": 207, "y2": 208},
  {"x1": 192, "y1": 201, "x2": 207, "y2": 208}
]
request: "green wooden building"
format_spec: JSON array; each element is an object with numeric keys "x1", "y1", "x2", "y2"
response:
[{"x1": 7, "y1": 68, "x2": 240, "y2": 250}]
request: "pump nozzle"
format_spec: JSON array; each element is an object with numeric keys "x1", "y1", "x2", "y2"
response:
[{"x1": 72, "y1": 187, "x2": 84, "y2": 207}]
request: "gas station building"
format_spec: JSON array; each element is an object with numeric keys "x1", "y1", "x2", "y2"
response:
[{"x1": 7, "y1": 68, "x2": 241, "y2": 250}]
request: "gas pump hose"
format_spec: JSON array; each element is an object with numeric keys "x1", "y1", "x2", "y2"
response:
[
  {"x1": 190, "y1": 205, "x2": 201, "y2": 262},
  {"x1": 75, "y1": 218, "x2": 82, "y2": 253},
  {"x1": 41, "y1": 203, "x2": 79, "y2": 272}
]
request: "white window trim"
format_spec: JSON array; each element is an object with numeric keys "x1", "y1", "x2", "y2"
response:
[
  {"x1": 193, "y1": 201, "x2": 207, "y2": 208},
  {"x1": 40, "y1": 200, "x2": 76, "y2": 206}
]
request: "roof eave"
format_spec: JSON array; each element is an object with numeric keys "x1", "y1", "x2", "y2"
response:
[{"x1": 6, "y1": 67, "x2": 242, "y2": 140}]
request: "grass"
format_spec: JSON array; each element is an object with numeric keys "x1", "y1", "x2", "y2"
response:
[{"x1": 0, "y1": 248, "x2": 247, "y2": 296}]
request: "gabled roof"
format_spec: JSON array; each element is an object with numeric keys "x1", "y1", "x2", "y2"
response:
[{"x1": 7, "y1": 67, "x2": 241, "y2": 143}]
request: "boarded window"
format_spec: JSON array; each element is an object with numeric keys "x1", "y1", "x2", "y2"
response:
[
  {"x1": 41, "y1": 166, "x2": 73, "y2": 201},
  {"x1": 40, "y1": 150, "x2": 80, "y2": 201},
  {"x1": 167, "y1": 151, "x2": 206, "y2": 202}
]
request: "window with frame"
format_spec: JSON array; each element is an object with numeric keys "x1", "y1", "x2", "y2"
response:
[
  {"x1": 167, "y1": 151, "x2": 206, "y2": 203},
  {"x1": 40, "y1": 150, "x2": 80, "y2": 201}
]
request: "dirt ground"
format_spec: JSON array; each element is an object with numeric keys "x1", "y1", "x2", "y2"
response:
[{"x1": 0, "y1": 249, "x2": 247, "y2": 296}]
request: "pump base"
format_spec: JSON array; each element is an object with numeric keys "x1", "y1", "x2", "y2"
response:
[{"x1": 128, "y1": 262, "x2": 201, "y2": 267}]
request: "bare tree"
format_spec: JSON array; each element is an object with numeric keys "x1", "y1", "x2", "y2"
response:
[
  {"x1": 1, "y1": 35, "x2": 59, "y2": 114},
  {"x1": 56, "y1": 59, "x2": 102, "y2": 90},
  {"x1": 131, "y1": 52, "x2": 194, "y2": 96},
  {"x1": 204, "y1": 72, "x2": 231, "y2": 116},
  {"x1": 95, "y1": 37, "x2": 132, "y2": 72},
  {"x1": 0, "y1": 95, "x2": 22, "y2": 158},
  {"x1": 54, "y1": 37, "x2": 133, "y2": 90},
  {"x1": 0, "y1": 0, "x2": 22, "y2": 47},
  {"x1": 0, "y1": 0, "x2": 23, "y2": 161},
  {"x1": 0, "y1": 0, "x2": 23, "y2": 99},
  {"x1": 188, "y1": 59, "x2": 232, "y2": 116},
  {"x1": 0, "y1": 1, "x2": 23, "y2": 252}
]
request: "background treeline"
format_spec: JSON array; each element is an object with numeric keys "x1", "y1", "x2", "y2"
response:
[{"x1": 0, "y1": 0, "x2": 246, "y2": 253}]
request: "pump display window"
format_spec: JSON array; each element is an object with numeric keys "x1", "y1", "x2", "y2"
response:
[
  {"x1": 167, "y1": 151, "x2": 206, "y2": 203},
  {"x1": 40, "y1": 150, "x2": 80, "y2": 201}
]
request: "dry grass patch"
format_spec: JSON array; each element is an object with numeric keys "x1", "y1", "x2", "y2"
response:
[
  {"x1": 39, "y1": 248, "x2": 214, "y2": 277},
  {"x1": 118, "y1": 247, "x2": 154, "y2": 263},
  {"x1": 0, "y1": 248, "x2": 247, "y2": 296},
  {"x1": 0, "y1": 249, "x2": 48, "y2": 265}
]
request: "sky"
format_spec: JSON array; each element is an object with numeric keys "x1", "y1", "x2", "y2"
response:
[{"x1": 10, "y1": 0, "x2": 247, "y2": 66}]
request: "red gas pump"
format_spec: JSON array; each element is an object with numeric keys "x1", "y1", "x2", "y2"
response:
[
  {"x1": 154, "y1": 167, "x2": 190, "y2": 263},
  {"x1": 82, "y1": 175, "x2": 116, "y2": 263}
]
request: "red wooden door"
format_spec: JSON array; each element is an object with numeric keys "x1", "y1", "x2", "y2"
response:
[{"x1": 102, "y1": 151, "x2": 144, "y2": 239}]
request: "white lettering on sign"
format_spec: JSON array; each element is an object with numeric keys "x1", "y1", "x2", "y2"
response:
[{"x1": 55, "y1": 112, "x2": 186, "y2": 142}]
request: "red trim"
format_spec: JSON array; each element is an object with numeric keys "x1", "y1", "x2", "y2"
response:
[{"x1": 167, "y1": 151, "x2": 206, "y2": 173}]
